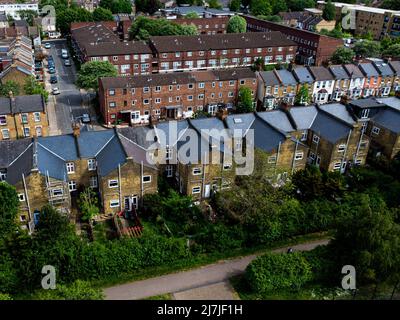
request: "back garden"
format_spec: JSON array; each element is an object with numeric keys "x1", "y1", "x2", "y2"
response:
[{"x1": 1, "y1": 150, "x2": 400, "y2": 299}]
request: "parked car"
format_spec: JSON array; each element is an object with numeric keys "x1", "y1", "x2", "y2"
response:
[
  {"x1": 47, "y1": 55, "x2": 54, "y2": 61},
  {"x1": 52, "y1": 87, "x2": 60, "y2": 95},
  {"x1": 48, "y1": 67, "x2": 56, "y2": 74},
  {"x1": 48, "y1": 61, "x2": 55, "y2": 68},
  {"x1": 44, "y1": 43, "x2": 51, "y2": 49},
  {"x1": 61, "y1": 49, "x2": 68, "y2": 59},
  {"x1": 50, "y1": 75, "x2": 57, "y2": 83},
  {"x1": 81, "y1": 113, "x2": 91, "y2": 123},
  {"x1": 64, "y1": 59, "x2": 71, "y2": 66},
  {"x1": 34, "y1": 62, "x2": 42, "y2": 71}
]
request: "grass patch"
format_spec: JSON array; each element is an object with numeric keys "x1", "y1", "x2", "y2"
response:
[
  {"x1": 93, "y1": 232, "x2": 330, "y2": 290},
  {"x1": 142, "y1": 293, "x2": 173, "y2": 300}
]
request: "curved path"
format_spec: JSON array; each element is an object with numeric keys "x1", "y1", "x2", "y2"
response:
[{"x1": 104, "y1": 239, "x2": 329, "y2": 300}]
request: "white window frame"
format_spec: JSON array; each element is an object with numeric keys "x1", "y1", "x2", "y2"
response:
[
  {"x1": 108, "y1": 179, "x2": 119, "y2": 188},
  {"x1": 66, "y1": 162, "x2": 75, "y2": 174}
]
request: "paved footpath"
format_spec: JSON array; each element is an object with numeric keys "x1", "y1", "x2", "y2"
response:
[{"x1": 104, "y1": 239, "x2": 329, "y2": 300}]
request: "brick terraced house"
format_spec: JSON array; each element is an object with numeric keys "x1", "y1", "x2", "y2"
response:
[
  {"x1": 149, "y1": 32, "x2": 297, "y2": 73},
  {"x1": 0, "y1": 94, "x2": 48, "y2": 140},
  {"x1": 98, "y1": 68, "x2": 257, "y2": 126},
  {"x1": 71, "y1": 22, "x2": 153, "y2": 75}
]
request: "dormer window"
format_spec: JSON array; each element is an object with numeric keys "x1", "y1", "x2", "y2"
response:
[{"x1": 361, "y1": 108, "x2": 370, "y2": 119}]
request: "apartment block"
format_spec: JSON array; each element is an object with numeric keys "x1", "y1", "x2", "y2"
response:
[
  {"x1": 243, "y1": 14, "x2": 343, "y2": 66},
  {"x1": 98, "y1": 68, "x2": 257, "y2": 126},
  {"x1": 149, "y1": 32, "x2": 297, "y2": 73}
]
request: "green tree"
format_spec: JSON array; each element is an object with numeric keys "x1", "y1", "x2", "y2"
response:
[
  {"x1": 322, "y1": 0, "x2": 335, "y2": 21},
  {"x1": 24, "y1": 76, "x2": 49, "y2": 102},
  {"x1": 229, "y1": 0, "x2": 241, "y2": 12},
  {"x1": 353, "y1": 40, "x2": 381, "y2": 58},
  {"x1": 0, "y1": 81, "x2": 20, "y2": 97},
  {"x1": 185, "y1": 12, "x2": 200, "y2": 18},
  {"x1": 56, "y1": 7, "x2": 93, "y2": 34},
  {"x1": 329, "y1": 193, "x2": 400, "y2": 284},
  {"x1": 250, "y1": 0, "x2": 272, "y2": 16},
  {"x1": 0, "y1": 182, "x2": 19, "y2": 239},
  {"x1": 331, "y1": 47, "x2": 355, "y2": 64},
  {"x1": 236, "y1": 86, "x2": 254, "y2": 113},
  {"x1": 76, "y1": 61, "x2": 118, "y2": 91},
  {"x1": 271, "y1": 0, "x2": 287, "y2": 15},
  {"x1": 257, "y1": 14, "x2": 282, "y2": 22},
  {"x1": 246, "y1": 252, "x2": 313, "y2": 292},
  {"x1": 17, "y1": 10, "x2": 38, "y2": 26},
  {"x1": 381, "y1": 0, "x2": 400, "y2": 10},
  {"x1": 383, "y1": 44, "x2": 400, "y2": 59},
  {"x1": 78, "y1": 188, "x2": 100, "y2": 222},
  {"x1": 207, "y1": 0, "x2": 222, "y2": 9},
  {"x1": 287, "y1": 0, "x2": 316, "y2": 11},
  {"x1": 295, "y1": 84, "x2": 310, "y2": 106},
  {"x1": 227, "y1": 15, "x2": 247, "y2": 33},
  {"x1": 92, "y1": 7, "x2": 114, "y2": 21},
  {"x1": 0, "y1": 293, "x2": 12, "y2": 300}
]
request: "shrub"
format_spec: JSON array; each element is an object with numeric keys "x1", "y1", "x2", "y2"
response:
[{"x1": 245, "y1": 252, "x2": 312, "y2": 293}]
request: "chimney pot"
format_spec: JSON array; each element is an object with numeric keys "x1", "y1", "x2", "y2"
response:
[{"x1": 72, "y1": 124, "x2": 81, "y2": 138}]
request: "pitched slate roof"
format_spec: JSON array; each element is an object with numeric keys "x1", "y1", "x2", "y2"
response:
[
  {"x1": 224, "y1": 113, "x2": 255, "y2": 137},
  {"x1": 257, "y1": 110, "x2": 295, "y2": 133},
  {"x1": 376, "y1": 97, "x2": 400, "y2": 111},
  {"x1": 292, "y1": 66, "x2": 314, "y2": 84},
  {"x1": 36, "y1": 142, "x2": 67, "y2": 181},
  {"x1": 0, "y1": 138, "x2": 33, "y2": 184},
  {"x1": 118, "y1": 133, "x2": 157, "y2": 168},
  {"x1": 389, "y1": 60, "x2": 400, "y2": 74},
  {"x1": 96, "y1": 135, "x2": 127, "y2": 177},
  {"x1": 288, "y1": 105, "x2": 318, "y2": 130},
  {"x1": 259, "y1": 71, "x2": 280, "y2": 87},
  {"x1": 275, "y1": 69, "x2": 298, "y2": 86},
  {"x1": 0, "y1": 95, "x2": 44, "y2": 114},
  {"x1": 329, "y1": 65, "x2": 349, "y2": 79},
  {"x1": 308, "y1": 66, "x2": 334, "y2": 81},
  {"x1": 77, "y1": 129, "x2": 115, "y2": 158},
  {"x1": 358, "y1": 63, "x2": 380, "y2": 77},
  {"x1": 349, "y1": 98, "x2": 386, "y2": 109},
  {"x1": 155, "y1": 120, "x2": 190, "y2": 147},
  {"x1": 251, "y1": 117, "x2": 287, "y2": 153},
  {"x1": 150, "y1": 32, "x2": 296, "y2": 52},
  {"x1": 319, "y1": 103, "x2": 356, "y2": 125},
  {"x1": 373, "y1": 61, "x2": 395, "y2": 76},
  {"x1": 118, "y1": 126, "x2": 158, "y2": 149},
  {"x1": 343, "y1": 64, "x2": 364, "y2": 78},
  {"x1": 37, "y1": 135, "x2": 79, "y2": 161},
  {"x1": 311, "y1": 111, "x2": 352, "y2": 143},
  {"x1": 372, "y1": 108, "x2": 400, "y2": 134}
]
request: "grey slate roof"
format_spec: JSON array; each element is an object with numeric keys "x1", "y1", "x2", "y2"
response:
[
  {"x1": 251, "y1": 117, "x2": 286, "y2": 153},
  {"x1": 343, "y1": 64, "x2": 364, "y2": 78},
  {"x1": 118, "y1": 133, "x2": 157, "y2": 168},
  {"x1": 319, "y1": 103, "x2": 356, "y2": 125},
  {"x1": 376, "y1": 97, "x2": 400, "y2": 111},
  {"x1": 155, "y1": 120, "x2": 190, "y2": 147},
  {"x1": 349, "y1": 98, "x2": 386, "y2": 109},
  {"x1": 0, "y1": 97, "x2": 10, "y2": 115},
  {"x1": 373, "y1": 61, "x2": 395, "y2": 76},
  {"x1": 38, "y1": 135, "x2": 78, "y2": 161},
  {"x1": 96, "y1": 135, "x2": 127, "y2": 177},
  {"x1": 358, "y1": 63, "x2": 380, "y2": 77},
  {"x1": 275, "y1": 69, "x2": 298, "y2": 86},
  {"x1": 309, "y1": 66, "x2": 334, "y2": 81},
  {"x1": 372, "y1": 108, "x2": 400, "y2": 134},
  {"x1": 0, "y1": 138, "x2": 33, "y2": 185},
  {"x1": 329, "y1": 65, "x2": 349, "y2": 80},
  {"x1": 118, "y1": 126, "x2": 158, "y2": 149},
  {"x1": 36, "y1": 142, "x2": 67, "y2": 181},
  {"x1": 292, "y1": 66, "x2": 314, "y2": 84},
  {"x1": 288, "y1": 106, "x2": 318, "y2": 130},
  {"x1": 311, "y1": 111, "x2": 352, "y2": 143},
  {"x1": 225, "y1": 113, "x2": 255, "y2": 137},
  {"x1": 257, "y1": 110, "x2": 295, "y2": 133},
  {"x1": 77, "y1": 129, "x2": 115, "y2": 158},
  {"x1": 0, "y1": 95, "x2": 45, "y2": 114},
  {"x1": 259, "y1": 71, "x2": 280, "y2": 87},
  {"x1": 389, "y1": 60, "x2": 400, "y2": 74}
]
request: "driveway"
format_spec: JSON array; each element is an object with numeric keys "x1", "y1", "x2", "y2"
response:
[{"x1": 103, "y1": 239, "x2": 329, "y2": 300}]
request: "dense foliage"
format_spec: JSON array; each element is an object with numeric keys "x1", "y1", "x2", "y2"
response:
[
  {"x1": 331, "y1": 47, "x2": 355, "y2": 64},
  {"x1": 236, "y1": 86, "x2": 254, "y2": 113},
  {"x1": 246, "y1": 252, "x2": 313, "y2": 292},
  {"x1": 227, "y1": 15, "x2": 247, "y2": 33},
  {"x1": 76, "y1": 61, "x2": 118, "y2": 90},
  {"x1": 129, "y1": 16, "x2": 198, "y2": 40}
]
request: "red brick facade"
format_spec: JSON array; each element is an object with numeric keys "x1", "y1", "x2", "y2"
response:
[
  {"x1": 243, "y1": 15, "x2": 342, "y2": 66},
  {"x1": 98, "y1": 68, "x2": 257, "y2": 126}
]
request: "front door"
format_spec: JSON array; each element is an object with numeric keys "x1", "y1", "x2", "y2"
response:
[
  {"x1": 124, "y1": 196, "x2": 138, "y2": 211},
  {"x1": 36, "y1": 126, "x2": 42, "y2": 137},
  {"x1": 316, "y1": 156, "x2": 321, "y2": 167},
  {"x1": 340, "y1": 161, "x2": 346, "y2": 174}
]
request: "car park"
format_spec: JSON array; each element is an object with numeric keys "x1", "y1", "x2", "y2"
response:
[
  {"x1": 50, "y1": 75, "x2": 57, "y2": 83},
  {"x1": 52, "y1": 87, "x2": 60, "y2": 95}
]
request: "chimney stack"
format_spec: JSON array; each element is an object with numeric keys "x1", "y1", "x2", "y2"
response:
[
  {"x1": 9, "y1": 90, "x2": 14, "y2": 101},
  {"x1": 216, "y1": 107, "x2": 228, "y2": 121},
  {"x1": 72, "y1": 123, "x2": 80, "y2": 138},
  {"x1": 340, "y1": 94, "x2": 350, "y2": 105}
]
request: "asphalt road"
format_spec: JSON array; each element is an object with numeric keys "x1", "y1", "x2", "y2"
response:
[
  {"x1": 103, "y1": 238, "x2": 329, "y2": 300},
  {"x1": 45, "y1": 39, "x2": 91, "y2": 134}
]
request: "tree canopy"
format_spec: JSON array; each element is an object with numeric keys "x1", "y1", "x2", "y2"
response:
[
  {"x1": 134, "y1": 0, "x2": 162, "y2": 14},
  {"x1": 227, "y1": 15, "x2": 247, "y2": 33},
  {"x1": 92, "y1": 7, "x2": 114, "y2": 21},
  {"x1": 0, "y1": 182, "x2": 19, "y2": 239},
  {"x1": 250, "y1": 0, "x2": 272, "y2": 16},
  {"x1": 237, "y1": 86, "x2": 254, "y2": 113},
  {"x1": 331, "y1": 47, "x2": 355, "y2": 64},
  {"x1": 322, "y1": 0, "x2": 335, "y2": 21},
  {"x1": 129, "y1": 16, "x2": 198, "y2": 40},
  {"x1": 99, "y1": 0, "x2": 132, "y2": 14},
  {"x1": 353, "y1": 40, "x2": 381, "y2": 58},
  {"x1": 76, "y1": 61, "x2": 118, "y2": 91}
]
